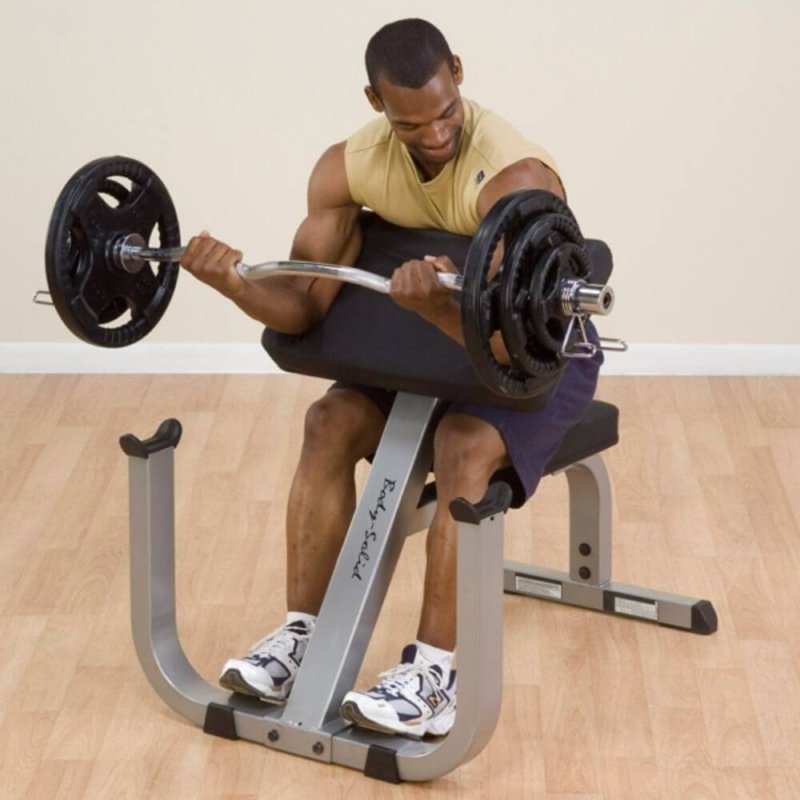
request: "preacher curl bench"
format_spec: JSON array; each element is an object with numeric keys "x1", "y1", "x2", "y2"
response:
[{"x1": 120, "y1": 214, "x2": 717, "y2": 783}]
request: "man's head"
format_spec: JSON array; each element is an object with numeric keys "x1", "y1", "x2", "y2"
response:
[{"x1": 364, "y1": 19, "x2": 465, "y2": 178}]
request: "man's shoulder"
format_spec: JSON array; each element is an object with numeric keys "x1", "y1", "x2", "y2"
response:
[
  {"x1": 462, "y1": 99, "x2": 532, "y2": 166},
  {"x1": 345, "y1": 115, "x2": 392, "y2": 156}
]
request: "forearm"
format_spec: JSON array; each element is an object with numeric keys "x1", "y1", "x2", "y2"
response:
[
  {"x1": 229, "y1": 208, "x2": 363, "y2": 335},
  {"x1": 227, "y1": 277, "x2": 324, "y2": 334},
  {"x1": 423, "y1": 302, "x2": 510, "y2": 364},
  {"x1": 423, "y1": 301, "x2": 464, "y2": 346}
]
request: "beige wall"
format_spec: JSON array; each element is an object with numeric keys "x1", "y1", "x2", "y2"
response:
[{"x1": 3, "y1": 0, "x2": 798, "y2": 347}]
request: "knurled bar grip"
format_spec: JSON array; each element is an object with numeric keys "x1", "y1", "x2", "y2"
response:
[{"x1": 120, "y1": 244, "x2": 614, "y2": 316}]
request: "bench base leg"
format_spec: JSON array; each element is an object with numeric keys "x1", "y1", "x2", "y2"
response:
[
  {"x1": 504, "y1": 452, "x2": 718, "y2": 635},
  {"x1": 503, "y1": 562, "x2": 717, "y2": 634}
]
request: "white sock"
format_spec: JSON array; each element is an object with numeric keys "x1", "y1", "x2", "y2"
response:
[
  {"x1": 286, "y1": 611, "x2": 316, "y2": 629},
  {"x1": 415, "y1": 640, "x2": 454, "y2": 681}
]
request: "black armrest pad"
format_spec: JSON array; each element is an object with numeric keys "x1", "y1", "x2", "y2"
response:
[{"x1": 262, "y1": 213, "x2": 612, "y2": 411}]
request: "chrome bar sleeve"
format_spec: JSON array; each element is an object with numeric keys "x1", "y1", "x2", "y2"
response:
[{"x1": 128, "y1": 245, "x2": 187, "y2": 262}]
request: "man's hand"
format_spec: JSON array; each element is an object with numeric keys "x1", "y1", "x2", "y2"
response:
[
  {"x1": 180, "y1": 231, "x2": 245, "y2": 300},
  {"x1": 389, "y1": 255, "x2": 459, "y2": 322}
]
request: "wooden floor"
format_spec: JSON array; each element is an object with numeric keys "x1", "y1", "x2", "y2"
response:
[{"x1": 1, "y1": 374, "x2": 799, "y2": 799}]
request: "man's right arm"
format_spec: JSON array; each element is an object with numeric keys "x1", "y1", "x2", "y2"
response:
[{"x1": 180, "y1": 142, "x2": 361, "y2": 334}]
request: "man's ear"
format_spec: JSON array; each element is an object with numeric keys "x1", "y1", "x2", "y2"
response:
[
  {"x1": 452, "y1": 55, "x2": 464, "y2": 86},
  {"x1": 364, "y1": 85, "x2": 384, "y2": 113}
]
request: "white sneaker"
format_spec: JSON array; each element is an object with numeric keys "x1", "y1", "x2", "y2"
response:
[
  {"x1": 340, "y1": 644, "x2": 457, "y2": 738},
  {"x1": 218, "y1": 619, "x2": 313, "y2": 703}
]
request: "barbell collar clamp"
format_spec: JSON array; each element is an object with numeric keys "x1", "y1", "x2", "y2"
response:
[
  {"x1": 560, "y1": 280, "x2": 615, "y2": 316},
  {"x1": 114, "y1": 234, "x2": 152, "y2": 274},
  {"x1": 33, "y1": 290, "x2": 54, "y2": 306},
  {"x1": 597, "y1": 337, "x2": 628, "y2": 352},
  {"x1": 559, "y1": 313, "x2": 629, "y2": 359},
  {"x1": 116, "y1": 240, "x2": 186, "y2": 271}
]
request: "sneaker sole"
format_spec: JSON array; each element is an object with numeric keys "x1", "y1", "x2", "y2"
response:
[
  {"x1": 339, "y1": 700, "x2": 427, "y2": 739},
  {"x1": 219, "y1": 668, "x2": 287, "y2": 704},
  {"x1": 341, "y1": 699, "x2": 456, "y2": 738}
]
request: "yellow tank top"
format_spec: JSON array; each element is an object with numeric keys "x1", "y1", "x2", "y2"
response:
[{"x1": 344, "y1": 98, "x2": 560, "y2": 236}]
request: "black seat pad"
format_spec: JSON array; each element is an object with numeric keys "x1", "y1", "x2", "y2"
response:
[
  {"x1": 417, "y1": 399, "x2": 619, "y2": 509},
  {"x1": 543, "y1": 400, "x2": 619, "y2": 475}
]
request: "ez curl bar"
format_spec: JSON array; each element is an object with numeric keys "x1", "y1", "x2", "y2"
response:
[
  {"x1": 38, "y1": 155, "x2": 626, "y2": 398},
  {"x1": 113, "y1": 235, "x2": 612, "y2": 318}
]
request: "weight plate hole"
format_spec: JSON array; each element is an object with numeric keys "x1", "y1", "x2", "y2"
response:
[
  {"x1": 97, "y1": 298, "x2": 132, "y2": 327},
  {"x1": 147, "y1": 227, "x2": 164, "y2": 257},
  {"x1": 98, "y1": 177, "x2": 133, "y2": 209},
  {"x1": 546, "y1": 318, "x2": 564, "y2": 340}
]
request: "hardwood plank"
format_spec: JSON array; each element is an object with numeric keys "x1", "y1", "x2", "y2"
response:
[
  {"x1": 598, "y1": 758, "x2": 662, "y2": 800},
  {"x1": 24, "y1": 760, "x2": 94, "y2": 800},
  {"x1": 15, "y1": 615, "x2": 94, "y2": 714},
  {"x1": 650, "y1": 707, "x2": 719, "y2": 800},
  {"x1": 0, "y1": 615, "x2": 48, "y2": 716},
  {"x1": 0, "y1": 711, "x2": 58, "y2": 799},
  {"x1": 539, "y1": 612, "x2": 600, "y2": 795},
  {"x1": 747, "y1": 377, "x2": 800, "y2": 429},
  {"x1": 740, "y1": 641, "x2": 800, "y2": 769},
  {"x1": 696, "y1": 669, "x2": 768, "y2": 768},
  {"x1": 587, "y1": 617, "x2": 655, "y2": 760},
  {"x1": 715, "y1": 768, "x2": 778, "y2": 800},
  {"x1": 42, "y1": 665, "x2": 128, "y2": 760}
]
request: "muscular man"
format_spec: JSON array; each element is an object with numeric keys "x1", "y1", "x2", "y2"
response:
[{"x1": 181, "y1": 19, "x2": 601, "y2": 738}]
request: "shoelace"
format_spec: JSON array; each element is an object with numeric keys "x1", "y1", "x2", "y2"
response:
[
  {"x1": 248, "y1": 625, "x2": 310, "y2": 657},
  {"x1": 376, "y1": 662, "x2": 442, "y2": 696}
]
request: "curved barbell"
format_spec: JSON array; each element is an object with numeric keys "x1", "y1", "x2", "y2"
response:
[{"x1": 113, "y1": 233, "x2": 615, "y2": 317}]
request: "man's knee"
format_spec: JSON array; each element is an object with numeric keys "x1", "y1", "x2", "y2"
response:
[
  {"x1": 301, "y1": 390, "x2": 384, "y2": 462},
  {"x1": 433, "y1": 413, "x2": 509, "y2": 485}
]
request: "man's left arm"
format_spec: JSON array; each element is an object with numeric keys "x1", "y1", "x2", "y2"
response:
[
  {"x1": 476, "y1": 157, "x2": 565, "y2": 217},
  {"x1": 390, "y1": 158, "x2": 564, "y2": 355}
]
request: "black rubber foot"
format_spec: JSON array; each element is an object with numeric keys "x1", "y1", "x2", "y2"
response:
[
  {"x1": 203, "y1": 703, "x2": 239, "y2": 740},
  {"x1": 364, "y1": 744, "x2": 401, "y2": 783},
  {"x1": 691, "y1": 600, "x2": 718, "y2": 635}
]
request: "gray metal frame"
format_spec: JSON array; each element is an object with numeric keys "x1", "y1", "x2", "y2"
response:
[
  {"x1": 504, "y1": 454, "x2": 712, "y2": 631},
  {"x1": 124, "y1": 394, "x2": 713, "y2": 783},
  {"x1": 125, "y1": 393, "x2": 504, "y2": 781}
]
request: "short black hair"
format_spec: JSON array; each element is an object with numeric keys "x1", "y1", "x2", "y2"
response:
[{"x1": 365, "y1": 19, "x2": 455, "y2": 91}]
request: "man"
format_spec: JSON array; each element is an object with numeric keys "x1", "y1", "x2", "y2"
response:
[{"x1": 180, "y1": 19, "x2": 600, "y2": 738}]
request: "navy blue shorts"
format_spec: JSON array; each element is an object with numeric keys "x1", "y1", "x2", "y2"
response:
[{"x1": 331, "y1": 350, "x2": 602, "y2": 508}]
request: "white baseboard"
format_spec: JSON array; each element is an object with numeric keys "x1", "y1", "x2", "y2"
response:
[
  {"x1": 600, "y1": 343, "x2": 800, "y2": 375},
  {"x1": 0, "y1": 343, "x2": 278, "y2": 374},
  {"x1": 1, "y1": 342, "x2": 799, "y2": 375}
]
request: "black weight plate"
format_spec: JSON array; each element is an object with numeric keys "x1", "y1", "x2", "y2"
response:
[
  {"x1": 498, "y1": 220, "x2": 563, "y2": 377},
  {"x1": 462, "y1": 189, "x2": 578, "y2": 398},
  {"x1": 499, "y1": 209, "x2": 589, "y2": 374},
  {"x1": 45, "y1": 156, "x2": 180, "y2": 347},
  {"x1": 527, "y1": 240, "x2": 589, "y2": 351}
]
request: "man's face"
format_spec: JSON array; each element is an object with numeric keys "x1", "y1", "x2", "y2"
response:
[{"x1": 367, "y1": 58, "x2": 465, "y2": 179}]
